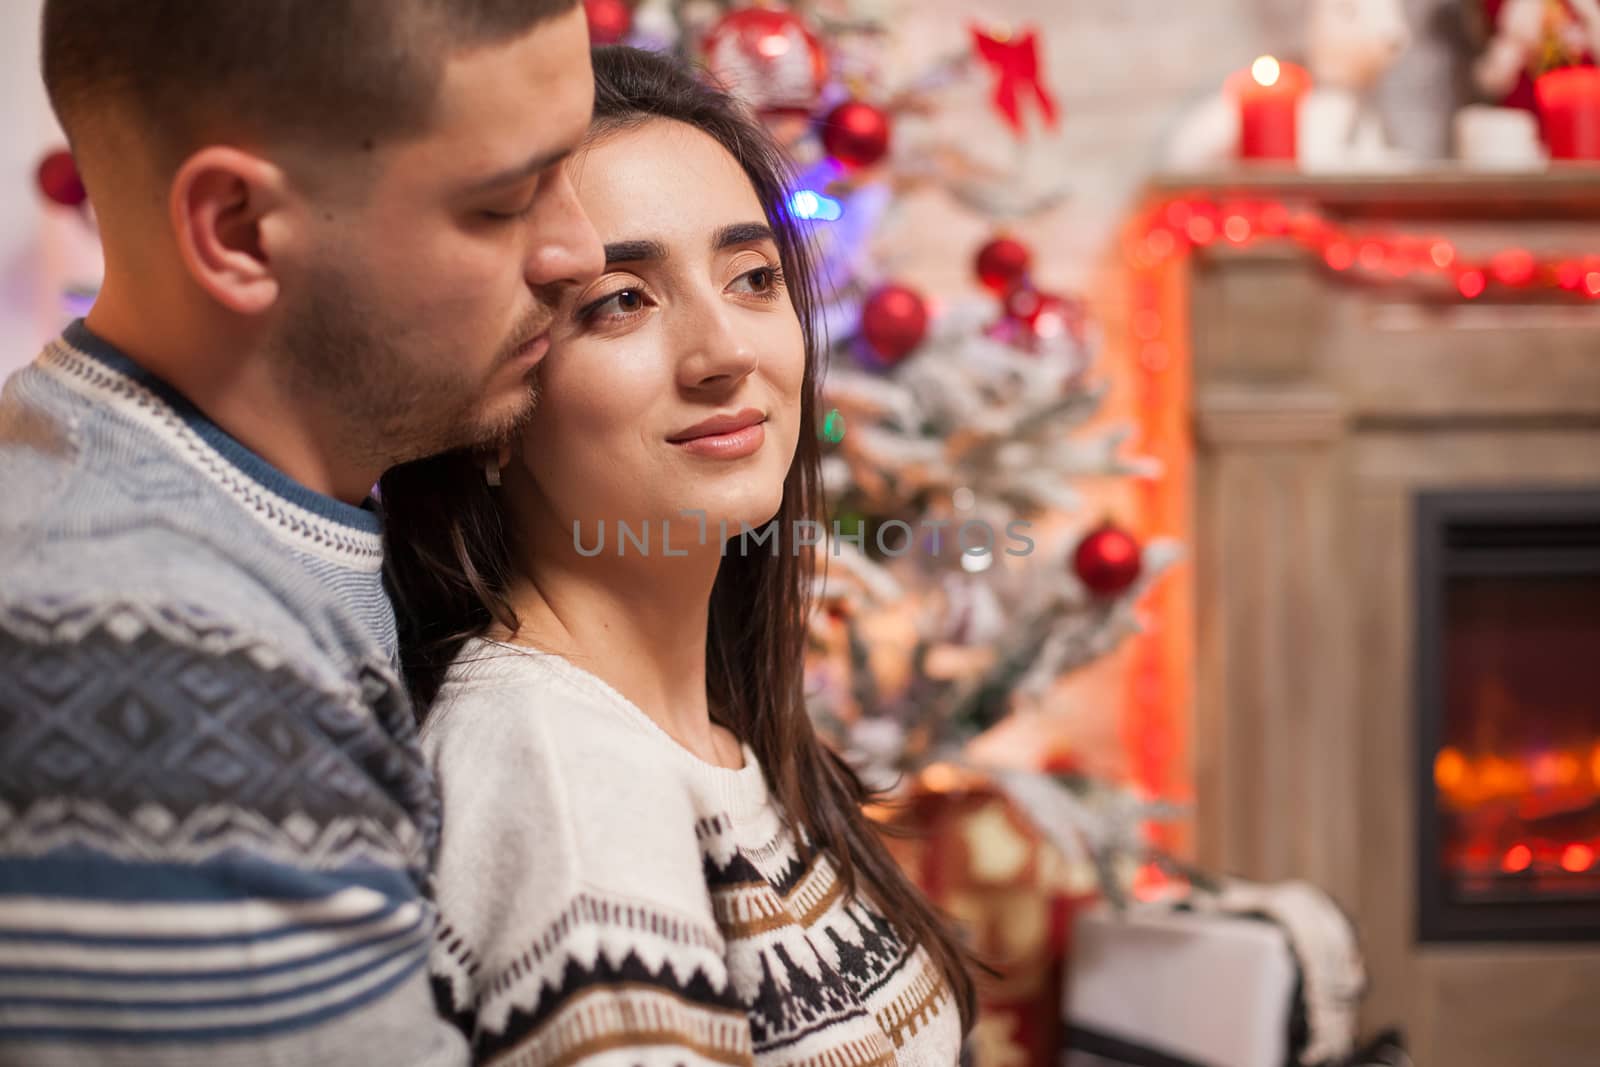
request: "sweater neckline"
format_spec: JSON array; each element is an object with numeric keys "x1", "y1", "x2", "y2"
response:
[
  {"x1": 44, "y1": 320, "x2": 385, "y2": 570},
  {"x1": 462, "y1": 638, "x2": 771, "y2": 820}
]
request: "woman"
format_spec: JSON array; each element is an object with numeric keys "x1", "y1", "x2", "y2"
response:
[{"x1": 380, "y1": 46, "x2": 973, "y2": 1066}]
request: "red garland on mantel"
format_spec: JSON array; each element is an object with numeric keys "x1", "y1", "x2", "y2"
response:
[{"x1": 1126, "y1": 195, "x2": 1600, "y2": 301}]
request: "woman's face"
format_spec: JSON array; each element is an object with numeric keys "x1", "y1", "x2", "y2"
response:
[{"x1": 514, "y1": 118, "x2": 806, "y2": 553}]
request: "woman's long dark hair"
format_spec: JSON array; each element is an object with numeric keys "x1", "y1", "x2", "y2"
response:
[{"x1": 380, "y1": 45, "x2": 975, "y2": 1032}]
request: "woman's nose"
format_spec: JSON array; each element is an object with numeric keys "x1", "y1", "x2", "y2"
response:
[{"x1": 674, "y1": 300, "x2": 759, "y2": 391}]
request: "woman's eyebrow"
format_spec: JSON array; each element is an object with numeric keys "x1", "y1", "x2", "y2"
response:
[
  {"x1": 603, "y1": 239, "x2": 668, "y2": 265},
  {"x1": 713, "y1": 222, "x2": 776, "y2": 250}
]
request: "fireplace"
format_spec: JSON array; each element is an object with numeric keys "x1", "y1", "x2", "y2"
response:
[
  {"x1": 1415, "y1": 488, "x2": 1600, "y2": 942},
  {"x1": 1181, "y1": 174, "x2": 1600, "y2": 1063}
]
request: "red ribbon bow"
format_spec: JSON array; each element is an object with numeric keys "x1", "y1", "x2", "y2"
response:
[{"x1": 971, "y1": 25, "x2": 1060, "y2": 137}]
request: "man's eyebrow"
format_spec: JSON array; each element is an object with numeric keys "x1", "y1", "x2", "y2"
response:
[
  {"x1": 464, "y1": 146, "x2": 574, "y2": 194},
  {"x1": 713, "y1": 222, "x2": 777, "y2": 250}
]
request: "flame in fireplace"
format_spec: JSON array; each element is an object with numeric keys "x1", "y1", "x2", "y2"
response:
[
  {"x1": 1433, "y1": 744, "x2": 1600, "y2": 806},
  {"x1": 1501, "y1": 844, "x2": 1533, "y2": 873},
  {"x1": 1434, "y1": 748, "x2": 1467, "y2": 792},
  {"x1": 1436, "y1": 743, "x2": 1600, "y2": 882}
]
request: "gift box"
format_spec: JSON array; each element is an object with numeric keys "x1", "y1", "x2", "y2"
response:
[
  {"x1": 878, "y1": 769, "x2": 1096, "y2": 1067},
  {"x1": 1064, "y1": 883, "x2": 1364, "y2": 1067},
  {"x1": 1064, "y1": 904, "x2": 1298, "y2": 1067}
]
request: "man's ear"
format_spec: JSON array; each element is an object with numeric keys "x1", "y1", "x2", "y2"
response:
[{"x1": 168, "y1": 147, "x2": 293, "y2": 316}]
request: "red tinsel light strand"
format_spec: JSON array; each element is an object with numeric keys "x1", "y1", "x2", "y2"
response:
[{"x1": 1128, "y1": 196, "x2": 1600, "y2": 304}]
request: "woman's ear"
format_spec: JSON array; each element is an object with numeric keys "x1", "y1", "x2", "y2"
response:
[{"x1": 168, "y1": 146, "x2": 292, "y2": 316}]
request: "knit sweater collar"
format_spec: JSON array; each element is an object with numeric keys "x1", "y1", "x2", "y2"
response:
[
  {"x1": 453, "y1": 638, "x2": 773, "y2": 822},
  {"x1": 46, "y1": 319, "x2": 385, "y2": 570}
]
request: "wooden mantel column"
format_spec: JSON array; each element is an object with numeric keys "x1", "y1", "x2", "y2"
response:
[{"x1": 1193, "y1": 385, "x2": 1359, "y2": 906}]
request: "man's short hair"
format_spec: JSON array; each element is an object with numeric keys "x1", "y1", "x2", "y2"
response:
[{"x1": 42, "y1": 0, "x2": 580, "y2": 161}]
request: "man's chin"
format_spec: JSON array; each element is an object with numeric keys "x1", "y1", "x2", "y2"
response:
[
  {"x1": 465, "y1": 383, "x2": 539, "y2": 450},
  {"x1": 383, "y1": 378, "x2": 537, "y2": 467}
]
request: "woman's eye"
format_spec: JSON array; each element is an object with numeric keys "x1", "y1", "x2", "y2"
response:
[
  {"x1": 731, "y1": 264, "x2": 784, "y2": 296},
  {"x1": 582, "y1": 288, "x2": 649, "y2": 321}
]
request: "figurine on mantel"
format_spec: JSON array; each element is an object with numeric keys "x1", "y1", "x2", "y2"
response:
[
  {"x1": 1164, "y1": 0, "x2": 1415, "y2": 172},
  {"x1": 1474, "y1": 0, "x2": 1600, "y2": 106},
  {"x1": 1455, "y1": 0, "x2": 1600, "y2": 167}
]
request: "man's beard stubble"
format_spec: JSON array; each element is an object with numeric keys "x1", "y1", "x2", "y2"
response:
[{"x1": 278, "y1": 266, "x2": 544, "y2": 471}]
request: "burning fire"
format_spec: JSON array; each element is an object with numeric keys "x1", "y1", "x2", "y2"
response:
[
  {"x1": 1436, "y1": 742, "x2": 1600, "y2": 879},
  {"x1": 1435, "y1": 743, "x2": 1600, "y2": 804}
]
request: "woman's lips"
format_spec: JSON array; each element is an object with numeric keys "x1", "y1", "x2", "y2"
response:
[{"x1": 671, "y1": 421, "x2": 766, "y2": 459}]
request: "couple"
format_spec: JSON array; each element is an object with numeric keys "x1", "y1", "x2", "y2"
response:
[{"x1": 0, "y1": 2, "x2": 971, "y2": 1066}]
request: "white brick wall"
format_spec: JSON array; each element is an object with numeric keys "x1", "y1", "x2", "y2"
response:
[
  {"x1": 874, "y1": 0, "x2": 1465, "y2": 300},
  {"x1": 0, "y1": 0, "x2": 74, "y2": 380}
]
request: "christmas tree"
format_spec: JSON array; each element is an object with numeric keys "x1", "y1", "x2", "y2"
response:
[{"x1": 596, "y1": 0, "x2": 1188, "y2": 905}]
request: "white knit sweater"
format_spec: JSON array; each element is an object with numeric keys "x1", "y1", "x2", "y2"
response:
[{"x1": 423, "y1": 639, "x2": 962, "y2": 1067}]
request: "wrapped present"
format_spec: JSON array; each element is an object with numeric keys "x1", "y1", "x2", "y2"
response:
[
  {"x1": 1063, "y1": 882, "x2": 1365, "y2": 1067},
  {"x1": 878, "y1": 767, "x2": 1097, "y2": 1067},
  {"x1": 1064, "y1": 905, "x2": 1297, "y2": 1067}
]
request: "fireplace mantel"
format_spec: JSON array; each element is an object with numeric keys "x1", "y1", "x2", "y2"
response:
[
  {"x1": 1158, "y1": 170, "x2": 1600, "y2": 1067},
  {"x1": 1149, "y1": 169, "x2": 1600, "y2": 221}
]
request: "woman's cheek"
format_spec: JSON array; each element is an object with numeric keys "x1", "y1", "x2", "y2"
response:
[{"x1": 765, "y1": 319, "x2": 807, "y2": 394}]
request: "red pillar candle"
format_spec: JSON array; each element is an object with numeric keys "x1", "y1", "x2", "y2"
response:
[
  {"x1": 1228, "y1": 56, "x2": 1311, "y2": 162},
  {"x1": 1536, "y1": 67, "x2": 1600, "y2": 161}
]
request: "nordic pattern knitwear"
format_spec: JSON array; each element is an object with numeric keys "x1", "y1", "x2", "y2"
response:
[
  {"x1": 425, "y1": 640, "x2": 962, "y2": 1067},
  {"x1": 0, "y1": 322, "x2": 468, "y2": 1065}
]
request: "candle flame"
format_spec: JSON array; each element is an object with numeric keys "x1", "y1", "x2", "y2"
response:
[{"x1": 1251, "y1": 55, "x2": 1282, "y2": 88}]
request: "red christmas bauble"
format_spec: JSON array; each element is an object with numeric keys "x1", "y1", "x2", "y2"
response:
[
  {"x1": 1004, "y1": 287, "x2": 1084, "y2": 344},
  {"x1": 975, "y1": 236, "x2": 1031, "y2": 293},
  {"x1": 819, "y1": 100, "x2": 892, "y2": 169},
  {"x1": 37, "y1": 149, "x2": 87, "y2": 208},
  {"x1": 584, "y1": 0, "x2": 632, "y2": 45},
  {"x1": 860, "y1": 283, "x2": 929, "y2": 364},
  {"x1": 1072, "y1": 521, "x2": 1142, "y2": 597},
  {"x1": 1003, "y1": 285, "x2": 1045, "y2": 324},
  {"x1": 702, "y1": 6, "x2": 828, "y2": 114},
  {"x1": 1028, "y1": 293, "x2": 1085, "y2": 343}
]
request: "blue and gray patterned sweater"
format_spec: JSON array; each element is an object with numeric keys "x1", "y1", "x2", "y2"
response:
[{"x1": 0, "y1": 321, "x2": 467, "y2": 1066}]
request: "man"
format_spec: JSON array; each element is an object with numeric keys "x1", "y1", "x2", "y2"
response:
[{"x1": 0, "y1": 2, "x2": 603, "y2": 1062}]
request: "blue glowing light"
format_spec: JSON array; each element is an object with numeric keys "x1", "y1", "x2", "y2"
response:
[{"x1": 788, "y1": 189, "x2": 843, "y2": 222}]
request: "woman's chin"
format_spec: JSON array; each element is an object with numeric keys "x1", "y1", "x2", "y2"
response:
[{"x1": 695, "y1": 495, "x2": 787, "y2": 541}]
